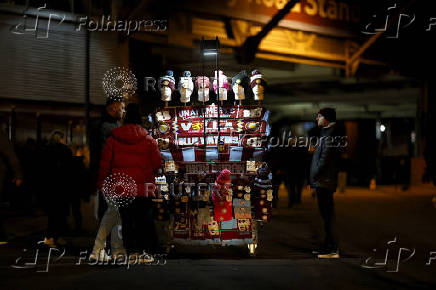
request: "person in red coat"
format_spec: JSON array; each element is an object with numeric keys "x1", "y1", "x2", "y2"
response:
[{"x1": 98, "y1": 103, "x2": 162, "y2": 256}]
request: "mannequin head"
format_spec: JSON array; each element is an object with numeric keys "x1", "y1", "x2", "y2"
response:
[
  {"x1": 178, "y1": 71, "x2": 193, "y2": 104},
  {"x1": 159, "y1": 70, "x2": 175, "y2": 103},
  {"x1": 232, "y1": 71, "x2": 248, "y2": 101},
  {"x1": 196, "y1": 76, "x2": 210, "y2": 102},
  {"x1": 213, "y1": 70, "x2": 229, "y2": 101},
  {"x1": 250, "y1": 70, "x2": 266, "y2": 101}
]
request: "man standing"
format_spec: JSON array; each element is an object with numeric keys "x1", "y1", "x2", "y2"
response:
[
  {"x1": 310, "y1": 108, "x2": 341, "y2": 259},
  {"x1": 0, "y1": 130, "x2": 22, "y2": 245},
  {"x1": 89, "y1": 96, "x2": 126, "y2": 261}
]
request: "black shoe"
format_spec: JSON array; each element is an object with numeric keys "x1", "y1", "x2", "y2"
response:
[{"x1": 312, "y1": 246, "x2": 327, "y2": 255}]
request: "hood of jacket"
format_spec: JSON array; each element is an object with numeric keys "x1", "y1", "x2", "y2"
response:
[{"x1": 111, "y1": 124, "x2": 149, "y2": 145}]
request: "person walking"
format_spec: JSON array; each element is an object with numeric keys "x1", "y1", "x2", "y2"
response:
[
  {"x1": 89, "y1": 96, "x2": 126, "y2": 261},
  {"x1": 97, "y1": 103, "x2": 161, "y2": 262},
  {"x1": 42, "y1": 131, "x2": 72, "y2": 248},
  {"x1": 0, "y1": 130, "x2": 23, "y2": 245},
  {"x1": 310, "y1": 108, "x2": 341, "y2": 259}
]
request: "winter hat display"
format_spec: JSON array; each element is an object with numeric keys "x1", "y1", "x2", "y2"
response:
[
  {"x1": 159, "y1": 70, "x2": 175, "y2": 102},
  {"x1": 195, "y1": 76, "x2": 210, "y2": 102},
  {"x1": 232, "y1": 70, "x2": 249, "y2": 101},
  {"x1": 213, "y1": 70, "x2": 229, "y2": 101},
  {"x1": 250, "y1": 70, "x2": 267, "y2": 101},
  {"x1": 178, "y1": 70, "x2": 194, "y2": 104}
]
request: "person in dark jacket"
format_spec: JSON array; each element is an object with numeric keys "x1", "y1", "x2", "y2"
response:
[
  {"x1": 0, "y1": 130, "x2": 23, "y2": 245},
  {"x1": 89, "y1": 96, "x2": 125, "y2": 261},
  {"x1": 97, "y1": 103, "x2": 162, "y2": 259},
  {"x1": 310, "y1": 108, "x2": 341, "y2": 259},
  {"x1": 42, "y1": 131, "x2": 72, "y2": 248},
  {"x1": 90, "y1": 96, "x2": 125, "y2": 219}
]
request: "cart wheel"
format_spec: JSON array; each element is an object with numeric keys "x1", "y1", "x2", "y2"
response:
[{"x1": 247, "y1": 243, "x2": 257, "y2": 257}]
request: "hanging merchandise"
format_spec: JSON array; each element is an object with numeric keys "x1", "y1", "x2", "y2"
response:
[
  {"x1": 178, "y1": 71, "x2": 194, "y2": 104},
  {"x1": 195, "y1": 76, "x2": 210, "y2": 102},
  {"x1": 253, "y1": 165, "x2": 273, "y2": 222},
  {"x1": 213, "y1": 70, "x2": 229, "y2": 101},
  {"x1": 212, "y1": 169, "x2": 233, "y2": 222},
  {"x1": 250, "y1": 70, "x2": 267, "y2": 101},
  {"x1": 233, "y1": 198, "x2": 251, "y2": 219},
  {"x1": 232, "y1": 70, "x2": 249, "y2": 101},
  {"x1": 159, "y1": 70, "x2": 175, "y2": 103}
]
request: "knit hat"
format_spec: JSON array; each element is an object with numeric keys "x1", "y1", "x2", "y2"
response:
[
  {"x1": 250, "y1": 70, "x2": 267, "y2": 88},
  {"x1": 254, "y1": 165, "x2": 272, "y2": 188},
  {"x1": 232, "y1": 70, "x2": 248, "y2": 86},
  {"x1": 216, "y1": 169, "x2": 231, "y2": 185},
  {"x1": 213, "y1": 70, "x2": 229, "y2": 92},
  {"x1": 178, "y1": 71, "x2": 194, "y2": 90},
  {"x1": 178, "y1": 71, "x2": 194, "y2": 103},
  {"x1": 195, "y1": 76, "x2": 210, "y2": 88},
  {"x1": 318, "y1": 107, "x2": 336, "y2": 122},
  {"x1": 159, "y1": 70, "x2": 175, "y2": 92}
]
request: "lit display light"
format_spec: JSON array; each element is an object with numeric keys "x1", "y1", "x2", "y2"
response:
[
  {"x1": 102, "y1": 172, "x2": 138, "y2": 208},
  {"x1": 102, "y1": 66, "x2": 137, "y2": 99},
  {"x1": 380, "y1": 124, "x2": 386, "y2": 132}
]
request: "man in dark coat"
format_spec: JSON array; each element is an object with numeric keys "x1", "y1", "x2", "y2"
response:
[
  {"x1": 89, "y1": 96, "x2": 125, "y2": 261},
  {"x1": 89, "y1": 97, "x2": 125, "y2": 219},
  {"x1": 310, "y1": 108, "x2": 341, "y2": 258},
  {"x1": 0, "y1": 130, "x2": 22, "y2": 245}
]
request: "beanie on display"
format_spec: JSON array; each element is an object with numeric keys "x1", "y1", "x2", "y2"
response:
[
  {"x1": 195, "y1": 76, "x2": 210, "y2": 88},
  {"x1": 232, "y1": 70, "x2": 249, "y2": 87},
  {"x1": 159, "y1": 70, "x2": 176, "y2": 92},
  {"x1": 250, "y1": 70, "x2": 267, "y2": 88}
]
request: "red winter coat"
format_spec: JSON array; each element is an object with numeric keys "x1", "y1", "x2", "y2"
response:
[{"x1": 97, "y1": 124, "x2": 162, "y2": 197}]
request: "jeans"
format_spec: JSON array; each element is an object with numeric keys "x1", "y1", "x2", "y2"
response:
[
  {"x1": 316, "y1": 187, "x2": 338, "y2": 250},
  {"x1": 92, "y1": 203, "x2": 125, "y2": 255}
]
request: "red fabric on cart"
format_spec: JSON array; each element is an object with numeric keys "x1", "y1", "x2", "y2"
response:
[
  {"x1": 171, "y1": 147, "x2": 183, "y2": 162},
  {"x1": 195, "y1": 147, "x2": 205, "y2": 162},
  {"x1": 98, "y1": 124, "x2": 162, "y2": 197},
  {"x1": 212, "y1": 169, "x2": 233, "y2": 222}
]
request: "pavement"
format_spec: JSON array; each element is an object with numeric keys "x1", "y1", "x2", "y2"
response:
[{"x1": 1, "y1": 184, "x2": 436, "y2": 290}]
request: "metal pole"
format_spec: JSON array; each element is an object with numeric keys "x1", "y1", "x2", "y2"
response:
[
  {"x1": 216, "y1": 37, "x2": 220, "y2": 149},
  {"x1": 85, "y1": 29, "x2": 90, "y2": 144}
]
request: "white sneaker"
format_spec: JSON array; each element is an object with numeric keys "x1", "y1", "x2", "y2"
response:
[{"x1": 89, "y1": 249, "x2": 112, "y2": 262}]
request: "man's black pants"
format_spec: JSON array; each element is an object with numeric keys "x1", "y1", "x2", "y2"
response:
[
  {"x1": 120, "y1": 197, "x2": 158, "y2": 254},
  {"x1": 316, "y1": 187, "x2": 338, "y2": 250}
]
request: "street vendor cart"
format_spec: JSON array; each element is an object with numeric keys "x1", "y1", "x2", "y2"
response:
[{"x1": 150, "y1": 65, "x2": 273, "y2": 256}]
